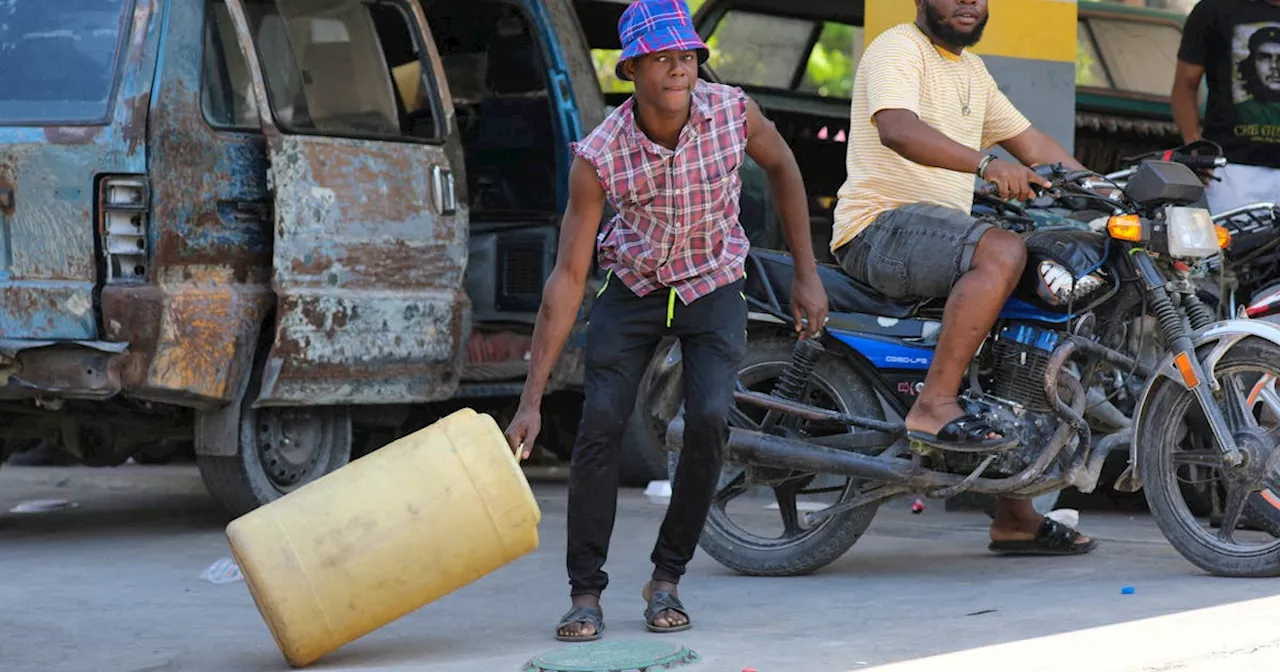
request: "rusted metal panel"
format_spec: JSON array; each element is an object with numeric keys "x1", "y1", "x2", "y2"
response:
[
  {"x1": 0, "y1": 0, "x2": 160, "y2": 341},
  {"x1": 256, "y1": 288, "x2": 470, "y2": 406},
  {"x1": 254, "y1": 134, "x2": 471, "y2": 405},
  {"x1": 102, "y1": 280, "x2": 271, "y2": 405},
  {"x1": 221, "y1": 0, "x2": 472, "y2": 407},
  {"x1": 97, "y1": 0, "x2": 275, "y2": 407}
]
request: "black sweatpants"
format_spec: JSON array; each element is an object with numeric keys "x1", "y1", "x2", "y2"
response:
[{"x1": 567, "y1": 274, "x2": 747, "y2": 597}]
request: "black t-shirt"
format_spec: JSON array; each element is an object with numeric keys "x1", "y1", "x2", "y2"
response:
[{"x1": 1178, "y1": 0, "x2": 1280, "y2": 167}]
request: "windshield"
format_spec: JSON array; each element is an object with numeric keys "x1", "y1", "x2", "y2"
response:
[
  {"x1": 703, "y1": 9, "x2": 861, "y2": 99},
  {"x1": 0, "y1": 0, "x2": 133, "y2": 125}
]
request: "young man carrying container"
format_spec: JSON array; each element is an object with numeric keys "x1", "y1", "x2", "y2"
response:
[{"x1": 503, "y1": 0, "x2": 827, "y2": 642}]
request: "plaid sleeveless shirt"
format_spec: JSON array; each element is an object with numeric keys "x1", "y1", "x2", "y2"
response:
[{"x1": 571, "y1": 80, "x2": 751, "y2": 306}]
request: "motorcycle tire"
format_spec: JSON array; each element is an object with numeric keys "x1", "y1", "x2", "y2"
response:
[
  {"x1": 1140, "y1": 337, "x2": 1280, "y2": 577},
  {"x1": 672, "y1": 337, "x2": 885, "y2": 577}
]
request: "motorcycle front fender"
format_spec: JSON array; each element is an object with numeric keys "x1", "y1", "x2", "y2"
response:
[{"x1": 1117, "y1": 318, "x2": 1280, "y2": 492}]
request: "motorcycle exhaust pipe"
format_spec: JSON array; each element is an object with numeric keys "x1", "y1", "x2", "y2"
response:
[
  {"x1": 1070, "y1": 430, "x2": 1132, "y2": 494},
  {"x1": 665, "y1": 416, "x2": 916, "y2": 484}
]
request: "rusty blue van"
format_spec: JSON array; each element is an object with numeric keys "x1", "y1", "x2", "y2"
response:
[{"x1": 0, "y1": 0, "x2": 609, "y2": 514}]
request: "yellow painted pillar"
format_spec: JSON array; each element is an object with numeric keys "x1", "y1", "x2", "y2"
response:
[{"x1": 865, "y1": 0, "x2": 1079, "y2": 152}]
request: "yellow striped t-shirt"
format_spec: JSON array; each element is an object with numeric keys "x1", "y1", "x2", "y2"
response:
[{"x1": 831, "y1": 23, "x2": 1031, "y2": 252}]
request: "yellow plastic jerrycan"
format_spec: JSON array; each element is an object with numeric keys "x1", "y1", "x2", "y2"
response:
[{"x1": 226, "y1": 408, "x2": 541, "y2": 668}]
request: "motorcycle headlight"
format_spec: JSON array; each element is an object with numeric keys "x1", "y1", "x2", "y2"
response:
[
  {"x1": 1035, "y1": 260, "x2": 1105, "y2": 306},
  {"x1": 1165, "y1": 206, "x2": 1220, "y2": 259}
]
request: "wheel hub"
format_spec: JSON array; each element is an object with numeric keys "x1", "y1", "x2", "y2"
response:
[
  {"x1": 1225, "y1": 428, "x2": 1276, "y2": 490},
  {"x1": 257, "y1": 409, "x2": 325, "y2": 488}
]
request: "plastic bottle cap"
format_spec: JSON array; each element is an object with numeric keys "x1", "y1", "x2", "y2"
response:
[{"x1": 1121, "y1": 586, "x2": 1135, "y2": 595}]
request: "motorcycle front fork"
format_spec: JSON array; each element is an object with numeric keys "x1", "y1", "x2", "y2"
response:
[{"x1": 1132, "y1": 250, "x2": 1245, "y2": 467}]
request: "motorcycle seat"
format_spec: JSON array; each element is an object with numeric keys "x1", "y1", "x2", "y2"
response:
[{"x1": 745, "y1": 249, "x2": 920, "y2": 320}]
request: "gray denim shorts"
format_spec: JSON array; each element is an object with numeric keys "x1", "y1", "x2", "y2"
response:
[{"x1": 834, "y1": 203, "x2": 995, "y2": 301}]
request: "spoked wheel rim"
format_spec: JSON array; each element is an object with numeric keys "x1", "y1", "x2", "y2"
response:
[
  {"x1": 1248, "y1": 374, "x2": 1280, "y2": 512},
  {"x1": 1165, "y1": 365, "x2": 1280, "y2": 552},
  {"x1": 689, "y1": 358, "x2": 882, "y2": 552},
  {"x1": 256, "y1": 407, "x2": 339, "y2": 492}
]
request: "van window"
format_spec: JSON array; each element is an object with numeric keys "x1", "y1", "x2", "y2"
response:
[
  {"x1": 0, "y1": 0, "x2": 132, "y2": 124},
  {"x1": 237, "y1": 0, "x2": 441, "y2": 141},
  {"x1": 796, "y1": 22, "x2": 861, "y2": 100},
  {"x1": 202, "y1": 2, "x2": 259, "y2": 129},
  {"x1": 1084, "y1": 17, "x2": 1181, "y2": 97},
  {"x1": 704, "y1": 10, "x2": 861, "y2": 100},
  {"x1": 1076, "y1": 20, "x2": 1113, "y2": 89}
]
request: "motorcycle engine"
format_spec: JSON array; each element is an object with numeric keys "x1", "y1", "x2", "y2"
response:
[
  {"x1": 987, "y1": 324, "x2": 1061, "y2": 412},
  {"x1": 937, "y1": 324, "x2": 1075, "y2": 479}
]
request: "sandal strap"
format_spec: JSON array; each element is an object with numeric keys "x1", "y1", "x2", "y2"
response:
[
  {"x1": 645, "y1": 590, "x2": 688, "y2": 622},
  {"x1": 938, "y1": 414, "x2": 1005, "y2": 443},
  {"x1": 1037, "y1": 517, "x2": 1083, "y2": 549},
  {"x1": 558, "y1": 605, "x2": 603, "y2": 628}
]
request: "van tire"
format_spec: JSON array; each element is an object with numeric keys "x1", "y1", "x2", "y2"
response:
[{"x1": 198, "y1": 406, "x2": 352, "y2": 517}]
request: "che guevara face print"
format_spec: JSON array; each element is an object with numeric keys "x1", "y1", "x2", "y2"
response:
[{"x1": 1232, "y1": 23, "x2": 1280, "y2": 137}]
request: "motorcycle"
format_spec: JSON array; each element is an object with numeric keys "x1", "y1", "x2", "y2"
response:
[
  {"x1": 979, "y1": 146, "x2": 1280, "y2": 532},
  {"x1": 646, "y1": 159, "x2": 1280, "y2": 578}
]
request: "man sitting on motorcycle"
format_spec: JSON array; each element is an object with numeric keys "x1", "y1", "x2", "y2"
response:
[{"x1": 832, "y1": 0, "x2": 1096, "y2": 555}]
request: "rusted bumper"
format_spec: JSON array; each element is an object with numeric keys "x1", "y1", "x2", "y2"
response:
[
  {"x1": 0, "y1": 339, "x2": 128, "y2": 400},
  {"x1": 100, "y1": 279, "x2": 272, "y2": 407}
]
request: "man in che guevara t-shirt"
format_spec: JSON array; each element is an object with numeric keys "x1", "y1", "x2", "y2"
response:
[{"x1": 1173, "y1": 0, "x2": 1280, "y2": 213}]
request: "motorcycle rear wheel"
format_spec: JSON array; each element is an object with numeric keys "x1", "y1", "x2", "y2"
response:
[
  {"x1": 1140, "y1": 337, "x2": 1280, "y2": 577},
  {"x1": 670, "y1": 337, "x2": 888, "y2": 576}
]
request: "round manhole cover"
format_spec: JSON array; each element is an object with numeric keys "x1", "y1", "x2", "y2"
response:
[{"x1": 523, "y1": 640, "x2": 701, "y2": 672}]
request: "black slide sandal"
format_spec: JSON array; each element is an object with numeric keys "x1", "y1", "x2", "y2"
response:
[
  {"x1": 643, "y1": 590, "x2": 692, "y2": 634},
  {"x1": 555, "y1": 606, "x2": 605, "y2": 642},
  {"x1": 907, "y1": 414, "x2": 1018, "y2": 452},
  {"x1": 989, "y1": 517, "x2": 1099, "y2": 556}
]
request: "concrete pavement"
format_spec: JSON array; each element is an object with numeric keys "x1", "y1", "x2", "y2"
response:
[{"x1": 3, "y1": 464, "x2": 1280, "y2": 672}]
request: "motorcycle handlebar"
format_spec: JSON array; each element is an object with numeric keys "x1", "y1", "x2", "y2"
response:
[{"x1": 1167, "y1": 152, "x2": 1227, "y2": 171}]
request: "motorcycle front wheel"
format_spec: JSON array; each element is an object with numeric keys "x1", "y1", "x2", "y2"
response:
[
  {"x1": 668, "y1": 337, "x2": 890, "y2": 577},
  {"x1": 1140, "y1": 337, "x2": 1280, "y2": 577}
]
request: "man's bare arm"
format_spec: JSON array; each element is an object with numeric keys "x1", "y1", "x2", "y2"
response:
[
  {"x1": 1172, "y1": 60, "x2": 1205, "y2": 144},
  {"x1": 743, "y1": 98, "x2": 827, "y2": 335},
  {"x1": 744, "y1": 99, "x2": 815, "y2": 275},
  {"x1": 875, "y1": 109, "x2": 989, "y2": 174},
  {"x1": 517, "y1": 156, "x2": 607, "y2": 407},
  {"x1": 875, "y1": 109, "x2": 1048, "y2": 201},
  {"x1": 999, "y1": 127, "x2": 1087, "y2": 172}
]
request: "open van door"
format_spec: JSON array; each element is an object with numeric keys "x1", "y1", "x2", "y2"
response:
[{"x1": 221, "y1": 0, "x2": 470, "y2": 406}]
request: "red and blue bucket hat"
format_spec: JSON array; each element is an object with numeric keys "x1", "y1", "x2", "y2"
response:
[{"x1": 615, "y1": 0, "x2": 710, "y2": 81}]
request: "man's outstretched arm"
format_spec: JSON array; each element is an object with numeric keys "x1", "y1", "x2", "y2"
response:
[
  {"x1": 505, "y1": 156, "x2": 607, "y2": 459},
  {"x1": 743, "y1": 98, "x2": 827, "y2": 337}
]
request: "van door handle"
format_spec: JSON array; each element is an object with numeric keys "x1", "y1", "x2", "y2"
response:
[{"x1": 432, "y1": 165, "x2": 457, "y2": 216}]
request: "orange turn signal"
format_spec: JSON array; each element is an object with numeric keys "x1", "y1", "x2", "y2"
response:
[
  {"x1": 1215, "y1": 224, "x2": 1232, "y2": 249},
  {"x1": 1107, "y1": 214, "x2": 1143, "y2": 242}
]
